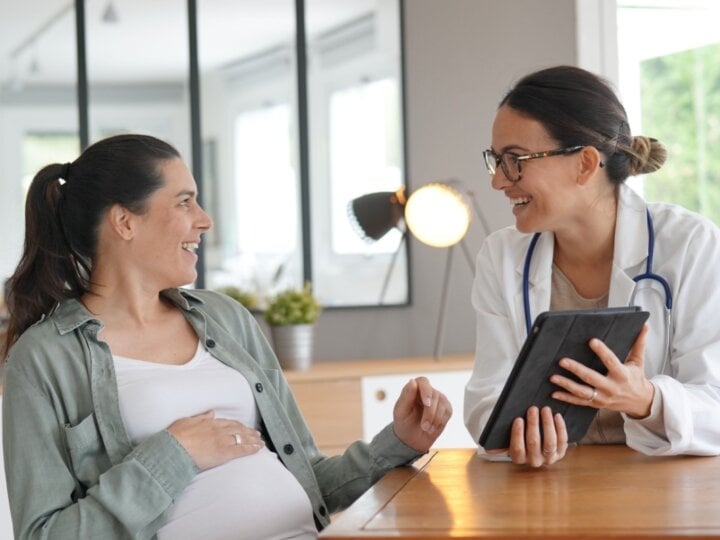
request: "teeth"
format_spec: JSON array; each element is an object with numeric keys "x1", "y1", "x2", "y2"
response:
[
  {"x1": 182, "y1": 242, "x2": 198, "y2": 252},
  {"x1": 509, "y1": 197, "x2": 531, "y2": 206}
]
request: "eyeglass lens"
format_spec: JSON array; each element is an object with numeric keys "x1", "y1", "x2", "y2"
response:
[{"x1": 483, "y1": 150, "x2": 520, "y2": 181}]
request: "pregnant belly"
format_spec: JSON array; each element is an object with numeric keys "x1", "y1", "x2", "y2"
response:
[{"x1": 157, "y1": 448, "x2": 316, "y2": 540}]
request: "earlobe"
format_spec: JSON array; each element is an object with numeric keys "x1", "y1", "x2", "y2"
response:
[
  {"x1": 107, "y1": 204, "x2": 135, "y2": 240},
  {"x1": 576, "y1": 146, "x2": 603, "y2": 186}
]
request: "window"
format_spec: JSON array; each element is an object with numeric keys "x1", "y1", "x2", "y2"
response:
[
  {"x1": 229, "y1": 103, "x2": 302, "y2": 296},
  {"x1": 329, "y1": 77, "x2": 403, "y2": 257},
  {"x1": 22, "y1": 132, "x2": 79, "y2": 197},
  {"x1": 307, "y1": 3, "x2": 408, "y2": 306},
  {"x1": 617, "y1": 0, "x2": 720, "y2": 224}
]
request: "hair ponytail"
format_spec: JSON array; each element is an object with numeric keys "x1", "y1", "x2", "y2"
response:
[
  {"x1": 4, "y1": 164, "x2": 89, "y2": 351},
  {"x1": 4, "y1": 133, "x2": 179, "y2": 354}
]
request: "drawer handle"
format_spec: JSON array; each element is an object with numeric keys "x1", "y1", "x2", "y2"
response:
[{"x1": 375, "y1": 389, "x2": 387, "y2": 401}]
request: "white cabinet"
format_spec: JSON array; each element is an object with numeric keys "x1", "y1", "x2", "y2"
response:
[
  {"x1": 285, "y1": 356, "x2": 476, "y2": 454},
  {"x1": 361, "y1": 370, "x2": 475, "y2": 448}
]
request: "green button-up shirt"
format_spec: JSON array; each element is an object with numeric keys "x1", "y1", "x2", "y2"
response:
[{"x1": 2, "y1": 289, "x2": 421, "y2": 539}]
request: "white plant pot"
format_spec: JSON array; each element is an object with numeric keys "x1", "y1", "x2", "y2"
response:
[{"x1": 271, "y1": 324, "x2": 314, "y2": 371}]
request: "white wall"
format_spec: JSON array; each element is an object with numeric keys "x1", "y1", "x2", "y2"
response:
[{"x1": 303, "y1": 0, "x2": 578, "y2": 361}]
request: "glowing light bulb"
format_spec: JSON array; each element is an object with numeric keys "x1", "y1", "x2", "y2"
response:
[{"x1": 404, "y1": 183, "x2": 471, "y2": 247}]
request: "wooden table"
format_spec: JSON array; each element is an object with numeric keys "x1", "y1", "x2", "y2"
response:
[{"x1": 320, "y1": 446, "x2": 720, "y2": 539}]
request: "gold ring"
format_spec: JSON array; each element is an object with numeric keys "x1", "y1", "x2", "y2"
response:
[{"x1": 588, "y1": 388, "x2": 598, "y2": 402}]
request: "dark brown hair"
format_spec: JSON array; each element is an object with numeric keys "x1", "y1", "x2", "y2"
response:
[
  {"x1": 4, "y1": 134, "x2": 179, "y2": 351},
  {"x1": 500, "y1": 65, "x2": 666, "y2": 183}
]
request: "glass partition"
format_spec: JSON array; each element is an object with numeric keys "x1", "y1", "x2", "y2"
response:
[
  {"x1": 198, "y1": 0, "x2": 303, "y2": 301},
  {"x1": 0, "y1": 1, "x2": 80, "y2": 282},
  {"x1": 306, "y1": 0, "x2": 408, "y2": 306},
  {"x1": 85, "y1": 0, "x2": 191, "y2": 156},
  {"x1": 0, "y1": 0, "x2": 409, "y2": 309}
]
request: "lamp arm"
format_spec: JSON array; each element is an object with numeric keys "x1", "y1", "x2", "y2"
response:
[
  {"x1": 468, "y1": 192, "x2": 491, "y2": 238},
  {"x1": 378, "y1": 230, "x2": 407, "y2": 305}
]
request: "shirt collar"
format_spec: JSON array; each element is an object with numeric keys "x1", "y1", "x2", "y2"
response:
[{"x1": 52, "y1": 287, "x2": 206, "y2": 335}]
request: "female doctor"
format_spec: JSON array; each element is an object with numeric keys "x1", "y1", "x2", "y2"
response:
[{"x1": 464, "y1": 65, "x2": 720, "y2": 468}]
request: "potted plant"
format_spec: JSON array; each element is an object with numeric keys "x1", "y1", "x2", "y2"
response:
[
  {"x1": 264, "y1": 283, "x2": 322, "y2": 370},
  {"x1": 217, "y1": 285, "x2": 260, "y2": 311}
]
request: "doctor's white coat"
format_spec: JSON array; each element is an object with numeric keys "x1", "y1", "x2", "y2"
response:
[{"x1": 464, "y1": 184, "x2": 720, "y2": 456}]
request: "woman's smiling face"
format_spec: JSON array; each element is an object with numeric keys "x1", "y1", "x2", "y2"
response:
[
  {"x1": 129, "y1": 158, "x2": 213, "y2": 288},
  {"x1": 489, "y1": 105, "x2": 584, "y2": 234}
]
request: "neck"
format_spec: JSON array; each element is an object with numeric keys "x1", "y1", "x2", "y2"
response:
[
  {"x1": 553, "y1": 197, "x2": 617, "y2": 270},
  {"x1": 81, "y1": 264, "x2": 169, "y2": 328}
]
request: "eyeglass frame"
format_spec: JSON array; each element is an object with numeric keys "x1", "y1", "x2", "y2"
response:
[{"x1": 482, "y1": 145, "x2": 585, "y2": 182}]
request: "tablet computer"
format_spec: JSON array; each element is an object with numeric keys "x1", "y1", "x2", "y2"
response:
[{"x1": 478, "y1": 306, "x2": 649, "y2": 450}]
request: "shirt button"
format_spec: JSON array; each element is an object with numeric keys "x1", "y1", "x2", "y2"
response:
[
  {"x1": 255, "y1": 382, "x2": 264, "y2": 392},
  {"x1": 206, "y1": 339, "x2": 216, "y2": 348},
  {"x1": 283, "y1": 444, "x2": 294, "y2": 455},
  {"x1": 318, "y1": 506, "x2": 327, "y2": 517}
]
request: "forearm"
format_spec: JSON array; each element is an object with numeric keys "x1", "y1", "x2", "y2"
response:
[
  {"x1": 312, "y1": 423, "x2": 421, "y2": 513},
  {"x1": 8, "y1": 430, "x2": 196, "y2": 540},
  {"x1": 624, "y1": 376, "x2": 720, "y2": 456}
]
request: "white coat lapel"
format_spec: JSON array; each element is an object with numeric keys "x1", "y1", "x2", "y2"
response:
[
  {"x1": 514, "y1": 232, "x2": 554, "y2": 337},
  {"x1": 609, "y1": 184, "x2": 649, "y2": 307}
]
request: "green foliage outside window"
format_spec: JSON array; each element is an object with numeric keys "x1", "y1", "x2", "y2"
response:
[{"x1": 640, "y1": 43, "x2": 720, "y2": 224}]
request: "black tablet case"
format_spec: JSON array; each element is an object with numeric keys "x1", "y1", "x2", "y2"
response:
[{"x1": 479, "y1": 307, "x2": 650, "y2": 450}]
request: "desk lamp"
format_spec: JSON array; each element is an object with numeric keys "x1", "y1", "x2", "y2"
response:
[{"x1": 348, "y1": 180, "x2": 489, "y2": 359}]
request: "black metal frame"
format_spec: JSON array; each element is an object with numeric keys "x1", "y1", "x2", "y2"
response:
[{"x1": 71, "y1": 0, "x2": 411, "y2": 307}]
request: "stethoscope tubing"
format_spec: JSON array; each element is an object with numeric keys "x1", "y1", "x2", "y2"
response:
[{"x1": 522, "y1": 209, "x2": 671, "y2": 336}]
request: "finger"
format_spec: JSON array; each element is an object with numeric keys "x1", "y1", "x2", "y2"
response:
[
  {"x1": 554, "y1": 413, "x2": 569, "y2": 458},
  {"x1": 551, "y1": 366, "x2": 602, "y2": 405},
  {"x1": 508, "y1": 417, "x2": 526, "y2": 464},
  {"x1": 625, "y1": 324, "x2": 649, "y2": 367},
  {"x1": 414, "y1": 376, "x2": 434, "y2": 407},
  {"x1": 394, "y1": 378, "x2": 420, "y2": 419},
  {"x1": 238, "y1": 427, "x2": 264, "y2": 445},
  {"x1": 419, "y1": 388, "x2": 440, "y2": 434},
  {"x1": 551, "y1": 384, "x2": 598, "y2": 406},
  {"x1": 540, "y1": 407, "x2": 557, "y2": 459},
  {"x1": 227, "y1": 429, "x2": 264, "y2": 449},
  {"x1": 428, "y1": 393, "x2": 452, "y2": 434},
  {"x1": 555, "y1": 357, "x2": 606, "y2": 389},
  {"x1": 588, "y1": 337, "x2": 624, "y2": 373},
  {"x1": 194, "y1": 410, "x2": 215, "y2": 419},
  {"x1": 231, "y1": 437, "x2": 265, "y2": 456},
  {"x1": 524, "y1": 406, "x2": 543, "y2": 468},
  {"x1": 213, "y1": 418, "x2": 252, "y2": 431}
]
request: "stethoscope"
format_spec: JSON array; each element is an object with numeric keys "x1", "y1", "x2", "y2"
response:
[{"x1": 522, "y1": 209, "x2": 673, "y2": 372}]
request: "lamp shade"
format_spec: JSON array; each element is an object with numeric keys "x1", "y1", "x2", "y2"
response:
[
  {"x1": 348, "y1": 188, "x2": 406, "y2": 241},
  {"x1": 404, "y1": 182, "x2": 471, "y2": 248}
]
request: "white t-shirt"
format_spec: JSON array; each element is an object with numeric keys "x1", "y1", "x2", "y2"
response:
[{"x1": 113, "y1": 342, "x2": 317, "y2": 540}]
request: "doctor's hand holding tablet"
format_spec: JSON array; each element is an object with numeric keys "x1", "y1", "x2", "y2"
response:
[{"x1": 464, "y1": 65, "x2": 720, "y2": 468}]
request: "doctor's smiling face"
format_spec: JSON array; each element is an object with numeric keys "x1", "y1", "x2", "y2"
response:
[{"x1": 489, "y1": 105, "x2": 589, "y2": 235}]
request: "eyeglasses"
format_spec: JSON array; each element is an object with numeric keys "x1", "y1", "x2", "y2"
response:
[{"x1": 482, "y1": 145, "x2": 585, "y2": 182}]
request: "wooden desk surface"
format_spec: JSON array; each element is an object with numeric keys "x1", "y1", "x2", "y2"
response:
[{"x1": 321, "y1": 446, "x2": 720, "y2": 539}]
